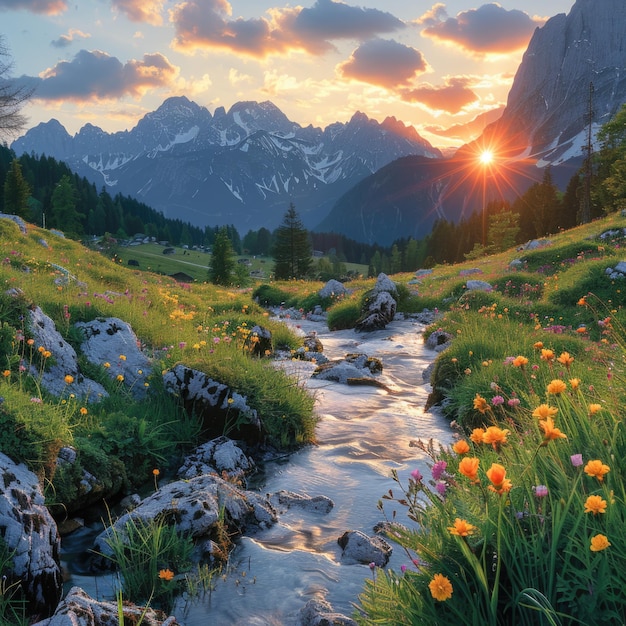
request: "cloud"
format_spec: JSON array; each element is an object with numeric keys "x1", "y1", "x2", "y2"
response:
[
  {"x1": 111, "y1": 0, "x2": 165, "y2": 26},
  {"x1": 170, "y1": 0, "x2": 405, "y2": 58},
  {"x1": 400, "y1": 77, "x2": 478, "y2": 113},
  {"x1": 424, "y1": 106, "x2": 505, "y2": 141},
  {"x1": 51, "y1": 29, "x2": 91, "y2": 49},
  {"x1": 0, "y1": 0, "x2": 67, "y2": 14},
  {"x1": 421, "y1": 3, "x2": 545, "y2": 55},
  {"x1": 338, "y1": 39, "x2": 427, "y2": 89},
  {"x1": 28, "y1": 49, "x2": 179, "y2": 102}
]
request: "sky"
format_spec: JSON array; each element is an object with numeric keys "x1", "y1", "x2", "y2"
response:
[{"x1": 1, "y1": 0, "x2": 577, "y2": 149}]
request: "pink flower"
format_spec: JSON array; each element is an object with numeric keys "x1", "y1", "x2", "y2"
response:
[
  {"x1": 432, "y1": 461, "x2": 447, "y2": 481},
  {"x1": 491, "y1": 395, "x2": 505, "y2": 406},
  {"x1": 435, "y1": 481, "x2": 447, "y2": 496},
  {"x1": 507, "y1": 398, "x2": 521, "y2": 407},
  {"x1": 571, "y1": 454, "x2": 583, "y2": 467},
  {"x1": 534, "y1": 485, "x2": 548, "y2": 498},
  {"x1": 410, "y1": 469, "x2": 423, "y2": 482}
]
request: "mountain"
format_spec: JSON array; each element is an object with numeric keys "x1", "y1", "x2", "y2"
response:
[
  {"x1": 11, "y1": 96, "x2": 441, "y2": 233},
  {"x1": 319, "y1": 0, "x2": 626, "y2": 245}
]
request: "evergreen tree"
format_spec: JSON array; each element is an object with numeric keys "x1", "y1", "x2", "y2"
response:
[
  {"x1": 51, "y1": 175, "x2": 84, "y2": 237},
  {"x1": 272, "y1": 204, "x2": 312, "y2": 280},
  {"x1": 209, "y1": 226, "x2": 236, "y2": 285},
  {"x1": 3, "y1": 158, "x2": 30, "y2": 218}
]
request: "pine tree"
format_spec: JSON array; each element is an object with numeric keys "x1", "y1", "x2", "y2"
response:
[
  {"x1": 209, "y1": 226, "x2": 236, "y2": 285},
  {"x1": 51, "y1": 175, "x2": 85, "y2": 237},
  {"x1": 3, "y1": 158, "x2": 31, "y2": 218},
  {"x1": 272, "y1": 204, "x2": 312, "y2": 280}
]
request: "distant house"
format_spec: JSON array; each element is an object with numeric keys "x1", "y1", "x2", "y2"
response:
[{"x1": 169, "y1": 272, "x2": 194, "y2": 283}]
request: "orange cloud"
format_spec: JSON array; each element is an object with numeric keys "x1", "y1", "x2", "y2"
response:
[
  {"x1": 111, "y1": 0, "x2": 165, "y2": 26},
  {"x1": 420, "y1": 3, "x2": 546, "y2": 55},
  {"x1": 51, "y1": 29, "x2": 91, "y2": 49},
  {"x1": 401, "y1": 77, "x2": 478, "y2": 113},
  {"x1": 0, "y1": 0, "x2": 67, "y2": 14}
]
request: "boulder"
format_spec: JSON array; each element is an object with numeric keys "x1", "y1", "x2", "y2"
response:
[
  {"x1": 318, "y1": 279, "x2": 349, "y2": 300},
  {"x1": 312, "y1": 353, "x2": 383, "y2": 386},
  {"x1": 31, "y1": 586, "x2": 179, "y2": 626},
  {"x1": 337, "y1": 529, "x2": 392, "y2": 566},
  {"x1": 466, "y1": 279, "x2": 493, "y2": 292},
  {"x1": 0, "y1": 452, "x2": 62, "y2": 618},
  {"x1": 27, "y1": 307, "x2": 108, "y2": 401},
  {"x1": 245, "y1": 324, "x2": 273, "y2": 357},
  {"x1": 303, "y1": 331, "x2": 323, "y2": 353},
  {"x1": 163, "y1": 364, "x2": 262, "y2": 442},
  {"x1": 177, "y1": 436, "x2": 255, "y2": 482},
  {"x1": 425, "y1": 329, "x2": 454, "y2": 352},
  {"x1": 355, "y1": 273, "x2": 398, "y2": 331},
  {"x1": 270, "y1": 490, "x2": 334, "y2": 514},
  {"x1": 75, "y1": 317, "x2": 152, "y2": 399},
  {"x1": 298, "y1": 598, "x2": 358, "y2": 626}
]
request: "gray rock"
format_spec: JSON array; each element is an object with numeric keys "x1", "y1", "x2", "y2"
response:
[
  {"x1": 319, "y1": 279, "x2": 349, "y2": 300},
  {"x1": 414, "y1": 269, "x2": 433, "y2": 277},
  {"x1": 337, "y1": 529, "x2": 392, "y2": 566},
  {"x1": 246, "y1": 324, "x2": 272, "y2": 357},
  {"x1": 177, "y1": 436, "x2": 255, "y2": 481},
  {"x1": 524, "y1": 239, "x2": 552, "y2": 250},
  {"x1": 0, "y1": 213, "x2": 28, "y2": 234},
  {"x1": 425, "y1": 329, "x2": 454, "y2": 352},
  {"x1": 0, "y1": 452, "x2": 62, "y2": 618},
  {"x1": 27, "y1": 307, "x2": 109, "y2": 401},
  {"x1": 312, "y1": 353, "x2": 383, "y2": 385},
  {"x1": 298, "y1": 598, "x2": 358, "y2": 626},
  {"x1": 466, "y1": 279, "x2": 493, "y2": 292},
  {"x1": 371, "y1": 272, "x2": 398, "y2": 298},
  {"x1": 303, "y1": 331, "x2": 323, "y2": 353},
  {"x1": 75, "y1": 317, "x2": 152, "y2": 399},
  {"x1": 271, "y1": 490, "x2": 334, "y2": 514},
  {"x1": 613, "y1": 260, "x2": 626, "y2": 274},
  {"x1": 31, "y1": 586, "x2": 179, "y2": 626},
  {"x1": 355, "y1": 291, "x2": 397, "y2": 332}
]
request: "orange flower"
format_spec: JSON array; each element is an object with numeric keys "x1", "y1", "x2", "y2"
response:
[
  {"x1": 486, "y1": 463, "x2": 512, "y2": 494},
  {"x1": 452, "y1": 440, "x2": 470, "y2": 455},
  {"x1": 584, "y1": 495, "x2": 607, "y2": 515},
  {"x1": 584, "y1": 459, "x2": 610, "y2": 482},
  {"x1": 569, "y1": 378, "x2": 580, "y2": 391},
  {"x1": 429, "y1": 574, "x2": 453, "y2": 601},
  {"x1": 588, "y1": 404, "x2": 602, "y2": 415},
  {"x1": 473, "y1": 394, "x2": 489, "y2": 414},
  {"x1": 158, "y1": 568, "x2": 175, "y2": 581},
  {"x1": 532, "y1": 404, "x2": 558, "y2": 420},
  {"x1": 470, "y1": 428, "x2": 485, "y2": 444},
  {"x1": 458, "y1": 457, "x2": 480, "y2": 482},
  {"x1": 539, "y1": 417, "x2": 567, "y2": 443},
  {"x1": 116, "y1": 374, "x2": 124, "y2": 382},
  {"x1": 482, "y1": 426, "x2": 510, "y2": 449},
  {"x1": 79, "y1": 407, "x2": 88, "y2": 416},
  {"x1": 577, "y1": 297, "x2": 587, "y2": 306},
  {"x1": 152, "y1": 468, "x2": 160, "y2": 476},
  {"x1": 64, "y1": 375, "x2": 74, "y2": 384},
  {"x1": 556, "y1": 352, "x2": 574, "y2": 368},
  {"x1": 2, "y1": 370, "x2": 10, "y2": 378},
  {"x1": 590, "y1": 534, "x2": 610, "y2": 552},
  {"x1": 546, "y1": 379, "x2": 567, "y2": 395},
  {"x1": 448, "y1": 518, "x2": 476, "y2": 537},
  {"x1": 533, "y1": 341, "x2": 544, "y2": 350},
  {"x1": 540, "y1": 349, "x2": 555, "y2": 363},
  {"x1": 512, "y1": 355, "x2": 528, "y2": 368}
]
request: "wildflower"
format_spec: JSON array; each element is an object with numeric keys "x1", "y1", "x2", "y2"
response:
[
  {"x1": 116, "y1": 374, "x2": 124, "y2": 382},
  {"x1": 64, "y1": 375, "x2": 74, "y2": 384},
  {"x1": 507, "y1": 398, "x2": 520, "y2": 407},
  {"x1": 432, "y1": 461, "x2": 447, "y2": 481},
  {"x1": 158, "y1": 569, "x2": 175, "y2": 581},
  {"x1": 227, "y1": 397, "x2": 234, "y2": 405},
  {"x1": 27, "y1": 338, "x2": 34, "y2": 346},
  {"x1": 588, "y1": 404, "x2": 602, "y2": 415},
  {"x1": 2, "y1": 370, "x2": 10, "y2": 378},
  {"x1": 482, "y1": 426, "x2": 510, "y2": 449},
  {"x1": 512, "y1": 355, "x2": 528, "y2": 368},
  {"x1": 486, "y1": 463, "x2": 512, "y2": 495},
  {"x1": 584, "y1": 459, "x2": 610, "y2": 482},
  {"x1": 79, "y1": 407, "x2": 88, "y2": 416},
  {"x1": 458, "y1": 457, "x2": 480, "y2": 482},
  {"x1": 584, "y1": 495, "x2": 607, "y2": 515},
  {"x1": 539, "y1": 417, "x2": 567, "y2": 443},
  {"x1": 43, "y1": 350, "x2": 51, "y2": 359},
  {"x1": 448, "y1": 518, "x2": 476, "y2": 537},
  {"x1": 590, "y1": 534, "x2": 610, "y2": 552},
  {"x1": 540, "y1": 349, "x2": 555, "y2": 362},
  {"x1": 571, "y1": 454, "x2": 583, "y2": 467},
  {"x1": 533, "y1": 341, "x2": 544, "y2": 349},
  {"x1": 576, "y1": 326, "x2": 587, "y2": 334},
  {"x1": 30, "y1": 397, "x2": 42, "y2": 403},
  {"x1": 178, "y1": 342, "x2": 186, "y2": 350},
  {"x1": 400, "y1": 564, "x2": 407, "y2": 574},
  {"x1": 410, "y1": 468, "x2": 423, "y2": 482},
  {"x1": 491, "y1": 395, "x2": 505, "y2": 406},
  {"x1": 534, "y1": 485, "x2": 548, "y2": 498},
  {"x1": 577, "y1": 297, "x2": 587, "y2": 306},
  {"x1": 435, "y1": 481, "x2": 447, "y2": 496},
  {"x1": 429, "y1": 574, "x2": 453, "y2": 602},
  {"x1": 569, "y1": 378, "x2": 580, "y2": 391},
  {"x1": 556, "y1": 352, "x2": 574, "y2": 368},
  {"x1": 532, "y1": 404, "x2": 558, "y2": 419},
  {"x1": 119, "y1": 354, "x2": 127, "y2": 361},
  {"x1": 473, "y1": 394, "x2": 489, "y2": 413},
  {"x1": 152, "y1": 468, "x2": 160, "y2": 476},
  {"x1": 452, "y1": 440, "x2": 470, "y2": 455},
  {"x1": 546, "y1": 379, "x2": 567, "y2": 395},
  {"x1": 103, "y1": 362, "x2": 111, "y2": 369},
  {"x1": 470, "y1": 428, "x2": 485, "y2": 444}
]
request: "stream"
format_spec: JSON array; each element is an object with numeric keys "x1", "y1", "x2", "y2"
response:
[{"x1": 61, "y1": 315, "x2": 453, "y2": 625}]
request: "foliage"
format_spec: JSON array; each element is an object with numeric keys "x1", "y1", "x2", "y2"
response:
[
  {"x1": 3, "y1": 159, "x2": 30, "y2": 219},
  {"x1": 209, "y1": 226, "x2": 236, "y2": 286},
  {"x1": 0, "y1": 535, "x2": 27, "y2": 626},
  {"x1": 252, "y1": 284, "x2": 294, "y2": 307},
  {"x1": 326, "y1": 294, "x2": 362, "y2": 330},
  {"x1": 272, "y1": 204, "x2": 313, "y2": 280}
]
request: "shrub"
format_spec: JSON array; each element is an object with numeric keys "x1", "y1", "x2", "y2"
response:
[{"x1": 327, "y1": 296, "x2": 361, "y2": 330}]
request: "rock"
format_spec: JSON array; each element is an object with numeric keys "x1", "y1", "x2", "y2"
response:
[
  {"x1": 177, "y1": 436, "x2": 255, "y2": 482},
  {"x1": 292, "y1": 347, "x2": 329, "y2": 364},
  {"x1": 0, "y1": 452, "x2": 62, "y2": 618},
  {"x1": 163, "y1": 364, "x2": 262, "y2": 442},
  {"x1": 337, "y1": 529, "x2": 392, "y2": 566},
  {"x1": 245, "y1": 324, "x2": 272, "y2": 357},
  {"x1": 524, "y1": 239, "x2": 552, "y2": 250},
  {"x1": 312, "y1": 353, "x2": 383, "y2": 385},
  {"x1": 92, "y1": 473, "x2": 277, "y2": 568},
  {"x1": 466, "y1": 279, "x2": 493, "y2": 292},
  {"x1": 271, "y1": 490, "x2": 334, "y2": 514},
  {"x1": 27, "y1": 307, "x2": 109, "y2": 401},
  {"x1": 414, "y1": 269, "x2": 433, "y2": 277},
  {"x1": 75, "y1": 317, "x2": 152, "y2": 399},
  {"x1": 355, "y1": 273, "x2": 398, "y2": 332},
  {"x1": 0, "y1": 213, "x2": 28, "y2": 234},
  {"x1": 425, "y1": 329, "x2": 454, "y2": 352},
  {"x1": 298, "y1": 598, "x2": 358, "y2": 626},
  {"x1": 31, "y1": 586, "x2": 179, "y2": 626},
  {"x1": 303, "y1": 331, "x2": 323, "y2": 353},
  {"x1": 319, "y1": 279, "x2": 349, "y2": 300}
]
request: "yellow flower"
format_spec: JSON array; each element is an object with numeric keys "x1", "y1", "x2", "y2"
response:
[
  {"x1": 448, "y1": 518, "x2": 476, "y2": 537},
  {"x1": 486, "y1": 463, "x2": 512, "y2": 494},
  {"x1": 532, "y1": 404, "x2": 558, "y2": 420},
  {"x1": 569, "y1": 378, "x2": 580, "y2": 391},
  {"x1": 469, "y1": 428, "x2": 485, "y2": 445},
  {"x1": 79, "y1": 407, "x2": 88, "y2": 416},
  {"x1": 590, "y1": 534, "x2": 610, "y2": 552},
  {"x1": 158, "y1": 568, "x2": 175, "y2": 581},
  {"x1": 482, "y1": 426, "x2": 510, "y2": 449},
  {"x1": 429, "y1": 574, "x2": 453, "y2": 602},
  {"x1": 103, "y1": 362, "x2": 111, "y2": 368},
  {"x1": 538, "y1": 417, "x2": 567, "y2": 443},
  {"x1": 473, "y1": 394, "x2": 489, "y2": 414},
  {"x1": 588, "y1": 404, "x2": 602, "y2": 415},
  {"x1": 116, "y1": 374, "x2": 124, "y2": 382},
  {"x1": 64, "y1": 375, "x2": 74, "y2": 384},
  {"x1": 556, "y1": 352, "x2": 574, "y2": 368},
  {"x1": 452, "y1": 440, "x2": 470, "y2": 455},
  {"x1": 512, "y1": 355, "x2": 528, "y2": 368},
  {"x1": 584, "y1": 459, "x2": 610, "y2": 482},
  {"x1": 43, "y1": 350, "x2": 52, "y2": 359},
  {"x1": 546, "y1": 379, "x2": 567, "y2": 395},
  {"x1": 584, "y1": 495, "x2": 607, "y2": 515},
  {"x1": 119, "y1": 354, "x2": 127, "y2": 361},
  {"x1": 458, "y1": 457, "x2": 480, "y2": 482}
]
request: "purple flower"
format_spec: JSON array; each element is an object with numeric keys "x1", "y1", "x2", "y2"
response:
[
  {"x1": 179, "y1": 342, "x2": 187, "y2": 349},
  {"x1": 491, "y1": 395, "x2": 505, "y2": 406},
  {"x1": 400, "y1": 564, "x2": 407, "y2": 574},
  {"x1": 435, "y1": 481, "x2": 447, "y2": 496},
  {"x1": 369, "y1": 562, "x2": 376, "y2": 570},
  {"x1": 534, "y1": 485, "x2": 548, "y2": 498},
  {"x1": 570, "y1": 453, "x2": 583, "y2": 467},
  {"x1": 410, "y1": 469, "x2": 423, "y2": 482},
  {"x1": 431, "y1": 461, "x2": 447, "y2": 481},
  {"x1": 507, "y1": 398, "x2": 521, "y2": 407}
]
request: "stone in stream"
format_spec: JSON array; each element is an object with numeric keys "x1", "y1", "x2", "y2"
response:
[{"x1": 337, "y1": 529, "x2": 392, "y2": 566}]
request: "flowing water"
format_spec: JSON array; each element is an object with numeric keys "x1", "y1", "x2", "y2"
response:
[{"x1": 61, "y1": 316, "x2": 453, "y2": 625}]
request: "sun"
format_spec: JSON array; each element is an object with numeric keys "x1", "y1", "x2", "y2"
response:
[{"x1": 479, "y1": 150, "x2": 493, "y2": 165}]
